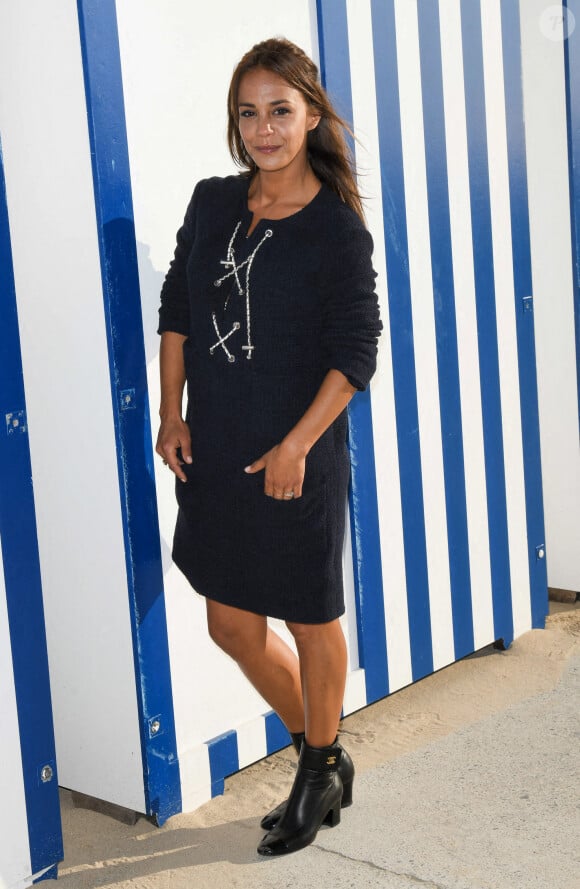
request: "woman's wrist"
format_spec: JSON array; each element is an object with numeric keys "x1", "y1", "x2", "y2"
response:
[
  {"x1": 280, "y1": 431, "x2": 312, "y2": 460},
  {"x1": 159, "y1": 402, "x2": 184, "y2": 422}
]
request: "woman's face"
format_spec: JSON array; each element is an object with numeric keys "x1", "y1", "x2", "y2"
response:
[{"x1": 237, "y1": 67, "x2": 320, "y2": 175}]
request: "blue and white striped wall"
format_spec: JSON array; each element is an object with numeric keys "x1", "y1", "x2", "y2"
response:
[
  {"x1": 318, "y1": 0, "x2": 549, "y2": 701},
  {"x1": 0, "y1": 142, "x2": 63, "y2": 886},
  {"x1": 2, "y1": 0, "x2": 574, "y2": 835},
  {"x1": 0, "y1": 0, "x2": 180, "y2": 829}
]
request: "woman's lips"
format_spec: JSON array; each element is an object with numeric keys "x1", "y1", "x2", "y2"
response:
[{"x1": 255, "y1": 146, "x2": 281, "y2": 154}]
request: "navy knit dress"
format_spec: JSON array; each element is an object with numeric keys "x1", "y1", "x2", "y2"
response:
[{"x1": 158, "y1": 175, "x2": 381, "y2": 623}]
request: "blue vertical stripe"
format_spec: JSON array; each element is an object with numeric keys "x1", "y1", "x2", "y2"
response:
[
  {"x1": 207, "y1": 731, "x2": 239, "y2": 797},
  {"x1": 76, "y1": 0, "x2": 181, "y2": 823},
  {"x1": 317, "y1": 0, "x2": 389, "y2": 702},
  {"x1": 370, "y1": 0, "x2": 434, "y2": 680},
  {"x1": 417, "y1": 0, "x2": 474, "y2": 659},
  {"x1": 500, "y1": 0, "x2": 548, "y2": 627},
  {"x1": 207, "y1": 714, "x2": 293, "y2": 801},
  {"x1": 460, "y1": 0, "x2": 514, "y2": 647},
  {"x1": 0, "y1": 140, "x2": 63, "y2": 877},
  {"x1": 264, "y1": 711, "x2": 292, "y2": 753},
  {"x1": 316, "y1": 0, "x2": 353, "y2": 122},
  {"x1": 348, "y1": 393, "x2": 389, "y2": 700},
  {"x1": 563, "y1": 0, "x2": 580, "y2": 425}
]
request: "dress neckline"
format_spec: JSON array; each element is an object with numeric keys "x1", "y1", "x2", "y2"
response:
[{"x1": 240, "y1": 177, "x2": 325, "y2": 239}]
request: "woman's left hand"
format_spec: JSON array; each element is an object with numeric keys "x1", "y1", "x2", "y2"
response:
[{"x1": 245, "y1": 440, "x2": 306, "y2": 500}]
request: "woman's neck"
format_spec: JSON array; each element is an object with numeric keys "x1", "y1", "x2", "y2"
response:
[{"x1": 248, "y1": 166, "x2": 321, "y2": 213}]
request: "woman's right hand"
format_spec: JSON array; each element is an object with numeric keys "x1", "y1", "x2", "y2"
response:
[{"x1": 156, "y1": 416, "x2": 192, "y2": 483}]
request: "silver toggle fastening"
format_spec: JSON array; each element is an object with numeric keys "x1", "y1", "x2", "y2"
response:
[
  {"x1": 210, "y1": 222, "x2": 273, "y2": 361},
  {"x1": 210, "y1": 315, "x2": 240, "y2": 363},
  {"x1": 209, "y1": 320, "x2": 240, "y2": 354}
]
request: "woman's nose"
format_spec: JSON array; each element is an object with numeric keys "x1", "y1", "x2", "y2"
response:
[{"x1": 257, "y1": 117, "x2": 273, "y2": 135}]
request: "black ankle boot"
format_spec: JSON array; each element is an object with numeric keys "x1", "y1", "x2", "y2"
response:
[
  {"x1": 257, "y1": 740, "x2": 343, "y2": 856},
  {"x1": 260, "y1": 734, "x2": 354, "y2": 830},
  {"x1": 290, "y1": 731, "x2": 305, "y2": 754}
]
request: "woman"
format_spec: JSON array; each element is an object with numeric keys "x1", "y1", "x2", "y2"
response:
[{"x1": 156, "y1": 37, "x2": 381, "y2": 856}]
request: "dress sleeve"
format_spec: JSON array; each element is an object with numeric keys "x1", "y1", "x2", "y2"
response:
[
  {"x1": 157, "y1": 181, "x2": 202, "y2": 336},
  {"x1": 321, "y1": 223, "x2": 382, "y2": 391}
]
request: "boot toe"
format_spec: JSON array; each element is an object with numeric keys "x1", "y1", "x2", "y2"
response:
[
  {"x1": 257, "y1": 833, "x2": 292, "y2": 856},
  {"x1": 259, "y1": 799, "x2": 285, "y2": 831}
]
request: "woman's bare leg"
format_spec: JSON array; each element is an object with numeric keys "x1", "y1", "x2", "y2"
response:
[
  {"x1": 206, "y1": 599, "x2": 305, "y2": 733},
  {"x1": 286, "y1": 618, "x2": 347, "y2": 748}
]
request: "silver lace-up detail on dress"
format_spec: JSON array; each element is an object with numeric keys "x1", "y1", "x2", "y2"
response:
[{"x1": 211, "y1": 222, "x2": 273, "y2": 361}]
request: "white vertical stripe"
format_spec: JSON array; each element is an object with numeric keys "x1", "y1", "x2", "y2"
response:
[
  {"x1": 439, "y1": 0, "x2": 495, "y2": 649},
  {"x1": 347, "y1": 0, "x2": 413, "y2": 692},
  {"x1": 520, "y1": 0, "x2": 580, "y2": 592},
  {"x1": 343, "y1": 667, "x2": 367, "y2": 715},
  {"x1": 177, "y1": 743, "x2": 212, "y2": 813},
  {"x1": 395, "y1": 0, "x2": 455, "y2": 670},
  {"x1": 481, "y1": 0, "x2": 532, "y2": 636},
  {"x1": 0, "y1": 549, "x2": 33, "y2": 887},
  {"x1": 236, "y1": 717, "x2": 267, "y2": 768}
]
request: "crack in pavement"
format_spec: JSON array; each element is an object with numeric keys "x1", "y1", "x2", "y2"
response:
[{"x1": 311, "y1": 842, "x2": 454, "y2": 889}]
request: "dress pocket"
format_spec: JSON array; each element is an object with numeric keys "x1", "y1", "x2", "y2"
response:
[{"x1": 245, "y1": 475, "x2": 330, "y2": 559}]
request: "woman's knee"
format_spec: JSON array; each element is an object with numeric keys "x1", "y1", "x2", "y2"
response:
[
  {"x1": 206, "y1": 600, "x2": 265, "y2": 660},
  {"x1": 286, "y1": 620, "x2": 325, "y2": 647},
  {"x1": 285, "y1": 618, "x2": 344, "y2": 651}
]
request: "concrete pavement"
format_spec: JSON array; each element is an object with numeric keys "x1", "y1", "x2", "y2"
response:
[{"x1": 57, "y1": 613, "x2": 580, "y2": 889}]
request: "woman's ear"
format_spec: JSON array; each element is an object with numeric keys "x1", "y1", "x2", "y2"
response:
[{"x1": 307, "y1": 113, "x2": 321, "y2": 132}]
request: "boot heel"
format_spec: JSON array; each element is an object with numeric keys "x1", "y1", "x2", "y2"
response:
[
  {"x1": 341, "y1": 778, "x2": 353, "y2": 808},
  {"x1": 324, "y1": 805, "x2": 341, "y2": 828}
]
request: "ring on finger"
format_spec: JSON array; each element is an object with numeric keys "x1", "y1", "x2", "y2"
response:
[{"x1": 283, "y1": 491, "x2": 295, "y2": 499}]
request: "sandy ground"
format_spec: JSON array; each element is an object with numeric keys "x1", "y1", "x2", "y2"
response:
[{"x1": 57, "y1": 603, "x2": 580, "y2": 888}]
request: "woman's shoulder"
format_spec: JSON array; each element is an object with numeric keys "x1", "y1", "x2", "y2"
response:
[
  {"x1": 313, "y1": 185, "x2": 372, "y2": 254},
  {"x1": 193, "y1": 173, "x2": 247, "y2": 203},
  {"x1": 316, "y1": 185, "x2": 368, "y2": 235},
  {"x1": 179, "y1": 174, "x2": 245, "y2": 230}
]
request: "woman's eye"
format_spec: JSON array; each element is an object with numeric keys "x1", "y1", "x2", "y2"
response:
[
  {"x1": 240, "y1": 110, "x2": 255, "y2": 118},
  {"x1": 273, "y1": 107, "x2": 290, "y2": 115}
]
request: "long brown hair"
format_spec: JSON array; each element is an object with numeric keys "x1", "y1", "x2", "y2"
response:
[{"x1": 227, "y1": 38, "x2": 364, "y2": 222}]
